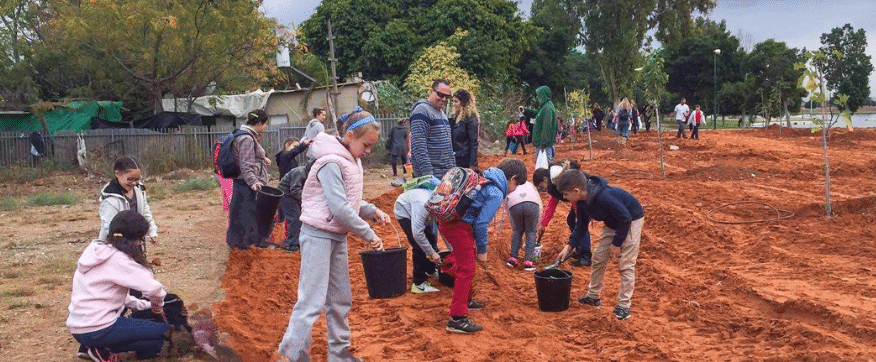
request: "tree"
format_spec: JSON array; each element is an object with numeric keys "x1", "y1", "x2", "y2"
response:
[
  {"x1": 640, "y1": 48, "x2": 669, "y2": 177},
  {"x1": 0, "y1": 0, "x2": 49, "y2": 108},
  {"x1": 748, "y1": 39, "x2": 806, "y2": 126},
  {"x1": 818, "y1": 24, "x2": 873, "y2": 114},
  {"x1": 578, "y1": 0, "x2": 716, "y2": 103},
  {"x1": 404, "y1": 31, "x2": 479, "y2": 98},
  {"x1": 664, "y1": 18, "x2": 744, "y2": 116},
  {"x1": 48, "y1": 0, "x2": 281, "y2": 114},
  {"x1": 718, "y1": 77, "x2": 757, "y2": 126}
]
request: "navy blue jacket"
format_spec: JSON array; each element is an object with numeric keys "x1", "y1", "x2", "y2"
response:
[{"x1": 569, "y1": 175, "x2": 644, "y2": 248}]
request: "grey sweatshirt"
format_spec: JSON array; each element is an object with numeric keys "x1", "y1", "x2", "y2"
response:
[
  {"x1": 301, "y1": 162, "x2": 377, "y2": 243},
  {"x1": 393, "y1": 188, "x2": 439, "y2": 256}
]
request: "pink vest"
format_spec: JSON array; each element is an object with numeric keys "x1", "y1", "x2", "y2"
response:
[
  {"x1": 299, "y1": 133, "x2": 364, "y2": 234},
  {"x1": 504, "y1": 181, "x2": 543, "y2": 218}
]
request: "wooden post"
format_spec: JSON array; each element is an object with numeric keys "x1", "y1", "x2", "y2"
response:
[{"x1": 327, "y1": 19, "x2": 341, "y2": 134}]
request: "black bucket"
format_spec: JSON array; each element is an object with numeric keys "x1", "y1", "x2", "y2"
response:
[
  {"x1": 533, "y1": 268, "x2": 574, "y2": 312},
  {"x1": 359, "y1": 247, "x2": 408, "y2": 299},
  {"x1": 437, "y1": 250, "x2": 455, "y2": 287},
  {"x1": 255, "y1": 185, "x2": 284, "y2": 240}
]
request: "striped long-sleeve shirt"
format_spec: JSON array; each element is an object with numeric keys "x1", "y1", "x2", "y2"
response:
[{"x1": 409, "y1": 99, "x2": 455, "y2": 179}]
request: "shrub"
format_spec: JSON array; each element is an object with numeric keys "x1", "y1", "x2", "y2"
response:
[
  {"x1": 1, "y1": 288, "x2": 35, "y2": 297},
  {"x1": 173, "y1": 177, "x2": 217, "y2": 192},
  {"x1": 0, "y1": 198, "x2": 19, "y2": 211},
  {"x1": 27, "y1": 192, "x2": 76, "y2": 206}
]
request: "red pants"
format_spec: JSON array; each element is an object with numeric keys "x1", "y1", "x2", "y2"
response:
[{"x1": 438, "y1": 220, "x2": 477, "y2": 317}]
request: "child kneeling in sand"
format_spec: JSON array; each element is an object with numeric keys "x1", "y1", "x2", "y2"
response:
[
  {"x1": 67, "y1": 210, "x2": 169, "y2": 361},
  {"x1": 438, "y1": 159, "x2": 524, "y2": 333},
  {"x1": 554, "y1": 170, "x2": 644, "y2": 321},
  {"x1": 278, "y1": 108, "x2": 391, "y2": 362}
]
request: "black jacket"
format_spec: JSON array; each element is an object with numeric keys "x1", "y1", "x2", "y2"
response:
[
  {"x1": 275, "y1": 142, "x2": 309, "y2": 179},
  {"x1": 450, "y1": 115, "x2": 479, "y2": 168},
  {"x1": 569, "y1": 175, "x2": 644, "y2": 248}
]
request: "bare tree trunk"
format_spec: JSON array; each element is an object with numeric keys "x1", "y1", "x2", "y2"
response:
[
  {"x1": 656, "y1": 108, "x2": 665, "y2": 178},
  {"x1": 820, "y1": 88, "x2": 831, "y2": 217}
]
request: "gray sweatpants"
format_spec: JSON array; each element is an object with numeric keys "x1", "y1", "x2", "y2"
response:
[
  {"x1": 278, "y1": 224, "x2": 361, "y2": 362},
  {"x1": 509, "y1": 202, "x2": 539, "y2": 262}
]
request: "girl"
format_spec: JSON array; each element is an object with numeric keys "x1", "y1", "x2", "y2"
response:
[
  {"x1": 514, "y1": 117, "x2": 530, "y2": 155},
  {"x1": 225, "y1": 109, "x2": 271, "y2": 249},
  {"x1": 275, "y1": 136, "x2": 311, "y2": 179},
  {"x1": 278, "y1": 108, "x2": 391, "y2": 362},
  {"x1": 385, "y1": 118, "x2": 410, "y2": 177},
  {"x1": 68, "y1": 210, "x2": 169, "y2": 361},
  {"x1": 691, "y1": 104, "x2": 705, "y2": 140},
  {"x1": 504, "y1": 118, "x2": 516, "y2": 156},
  {"x1": 450, "y1": 89, "x2": 480, "y2": 169},
  {"x1": 99, "y1": 157, "x2": 158, "y2": 243},
  {"x1": 504, "y1": 177, "x2": 543, "y2": 271},
  {"x1": 533, "y1": 159, "x2": 591, "y2": 267},
  {"x1": 592, "y1": 103, "x2": 605, "y2": 132}
]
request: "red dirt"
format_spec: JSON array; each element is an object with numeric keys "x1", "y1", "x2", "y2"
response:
[{"x1": 215, "y1": 127, "x2": 876, "y2": 361}]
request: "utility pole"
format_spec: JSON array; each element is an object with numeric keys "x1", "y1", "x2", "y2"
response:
[{"x1": 327, "y1": 19, "x2": 341, "y2": 133}]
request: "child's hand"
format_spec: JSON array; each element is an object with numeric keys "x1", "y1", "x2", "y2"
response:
[
  {"x1": 430, "y1": 252, "x2": 441, "y2": 262},
  {"x1": 264, "y1": 157, "x2": 272, "y2": 166},
  {"x1": 369, "y1": 236, "x2": 384, "y2": 251},
  {"x1": 556, "y1": 244, "x2": 572, "y2": 262},
  {"x1": 150, "y1": 298, "x2": 163, "y2": 315},
  {"x1": 610, "y1": 245, "x2": 621, "y2": 259},
  {"x1": 476, "y1": 252, "x2": 488, "y2": 263},
  {"x1": 374, "y1": 210, "x2": 391, "y2": 224}
]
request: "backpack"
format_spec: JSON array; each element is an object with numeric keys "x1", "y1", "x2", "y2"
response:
[
  {"x1": 213, "y1": 129, "x2": 252, "y2": 179},
  {"x1": 617, "y1": 108, "x2": 630, "y2": 122},
  {"x1": 425, "y1": 167, "x2": 488, "y2": 223},
  {"x1": 127, "y1": 290, "x2": 192, "y2": 332}
]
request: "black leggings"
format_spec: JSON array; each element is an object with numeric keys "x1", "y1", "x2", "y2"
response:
[{"x1": 398, "y1": 218, "x2": 438, "y2": 285}]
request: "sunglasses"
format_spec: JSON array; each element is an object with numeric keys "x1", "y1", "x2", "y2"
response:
[{"x1": 432, "y1": 88, "x2": 451, "y2": 100}]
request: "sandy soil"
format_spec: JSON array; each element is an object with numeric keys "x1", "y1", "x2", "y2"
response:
[{"x1": 2, "y1": 126, "x2": 876, "y2": 361}]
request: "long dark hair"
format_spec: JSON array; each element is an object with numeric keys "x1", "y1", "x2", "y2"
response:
[{"x1": 106, "y1": 210, "x2": 150, "y2": 269}]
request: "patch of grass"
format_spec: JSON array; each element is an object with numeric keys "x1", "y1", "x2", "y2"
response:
[
  {"x1": 8, "y1": 301, "x2": 31, "y2": 310},
  {"x1": 173, "y1": 177, "x2": 217, "y2": 193},
  {"x1": 1, "y1": 271, "x2": 20, "y2": 279},
  {"x1": 41, "y1": 256, "x2": 77, "y2": 275},
  {"x1": 37, "y1": 276, "x2": 66, "y2": 288},
  {"x1": 2, "y1": 288, "x2": 35, "y2": 297},
  {"x1": 0, "y1": 198, "x2": 19, "y2": 211},
  {"x1": 26, "y1": 192, "x2": 77, "y2": 206}
]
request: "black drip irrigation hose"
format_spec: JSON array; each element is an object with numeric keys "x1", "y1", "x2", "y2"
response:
[
  {"x1": 611, "y1": 169, "x2": 654, "y2": 179},
  {"x1": 706, "y1": 201, "x2": 795, "y2": 224}
]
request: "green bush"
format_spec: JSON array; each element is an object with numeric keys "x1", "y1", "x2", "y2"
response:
[
  {"x1": 0, "y1": 198, "x2": 19, "y2": 211},
  {"x1": 27, "y1": 192, "x2": 77, "y2": 206},
  {"x1": 173, "y1": 177, "x2": 217, "y2": 192},
  {"x1": 1, "y1": 288, "x2": 34, "y2": 297}
]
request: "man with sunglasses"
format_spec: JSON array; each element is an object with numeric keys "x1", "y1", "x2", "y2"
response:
[{"x1": 409, "y1": 79, "x2": 456, "y2": 179}]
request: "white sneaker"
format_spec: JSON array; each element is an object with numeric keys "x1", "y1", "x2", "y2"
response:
[{"x1": 411, "y1": 281, "x2": 440, "y2": 294}]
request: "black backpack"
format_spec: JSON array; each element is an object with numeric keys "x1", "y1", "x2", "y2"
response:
[
  {"x1": 617, "y1": 108, "x2": 630, "y2": 122},
  {"x1": 213, "y1": 129, "x2": 253, "y2": 179}
]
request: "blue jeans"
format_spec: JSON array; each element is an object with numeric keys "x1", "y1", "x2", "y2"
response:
[
  {"x1": 72, "y1": 316, "x2": 169, "y2": 360},
  {"x1": 536, "y1": 145, "x2": 555, "y2": 164}
]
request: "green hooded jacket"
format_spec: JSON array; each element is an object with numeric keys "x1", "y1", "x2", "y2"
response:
[{"x1": 523, "y1": 86, "x2": 558, "y2": 148}]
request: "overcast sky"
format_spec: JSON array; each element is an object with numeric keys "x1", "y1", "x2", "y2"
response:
[{"x1": 261, "y1": 0, "x2": 875, "y2": 97}]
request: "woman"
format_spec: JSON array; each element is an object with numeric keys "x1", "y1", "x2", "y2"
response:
[
  {"x1": 614, "y1": 98, "x2": 633, "y2": 147},
  {"x1": 592, "y1": 103, "x2": 605, "y2": 132},
  {"x1": 225, "y1": 109, "x2": 271, "y2": 249},
  {"x1": 449, "y1": 89, "x2": 480, "y2": 169},
  {"x1": 385, "y1": 118, "x2": 410, "y2": 177}
]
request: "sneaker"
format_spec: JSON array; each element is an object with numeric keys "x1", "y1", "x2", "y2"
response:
[
  {"x1": 578, "y1": 295, "x2": 601, "y2": 308},
  {"x1": 283, "y1": 244, "x2": 300, "y2": 252},
  {"x1": 87, "y1": 347, "x2": 120, "y2": 362},
  {"x1": 77, "y1": 344, "x2": 90, "y2": 360},
  {"x1": 505, "y1": 257, "x2": 519, "y2": 268},
  {"x1": 614, "y1": 306, "x2": 631, "y2": 320},
  {"x1": 572, "y1": 257, "x2": 592, "y2": 266},
  {"x1": 411, "y1": 281, "x2": 440, "y2": 294},
  {"x1": 446, "y1": 317, "x2": 483, "y2": 333},
  {"x1": 467, "y1": 299, "x2": 485, "y2": 311},
  {"x1": 522, "y1": 261, "x2": 536, "y2": 271}
]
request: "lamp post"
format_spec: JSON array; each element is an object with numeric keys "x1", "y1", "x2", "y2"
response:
[{"x1": 713, "y1": 48, "x2": 721, "y2": 129}]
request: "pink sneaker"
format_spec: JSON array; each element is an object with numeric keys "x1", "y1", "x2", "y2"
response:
[
  {"x1": 505, "y1": 257, "x2": 518, "y2": 268},
  {"x1": 522, "y1": 261, "x2": 536, "y2": 271}
]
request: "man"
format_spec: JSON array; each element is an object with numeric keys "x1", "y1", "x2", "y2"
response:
[
  {"x1": 304, "y1": 107, "x2": 326, "y2": 160},
  {"x1": 520, "y1": 86, "x2": 558, "y2": 163},
  {"x1": 673, "y1": 98, "x2": 689, "y2": 139},
  {"x1": 409, "y1": 79, "x2": 455, "y2": 179}
]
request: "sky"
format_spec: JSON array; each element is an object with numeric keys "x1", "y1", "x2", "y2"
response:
[{"x1": 261, "y1": 0, "x2": 875, "y2": 97}]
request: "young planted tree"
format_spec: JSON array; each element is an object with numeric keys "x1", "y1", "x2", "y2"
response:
[
  {"x1": 640, "y1": 49, "x2": 669, "y2": 177},
  {"x1": 566, "y1": 89, "x2": 593, "y2": 159},
  {"x1": 797, "y1": 50, "x2": 854, "y2": 217}
]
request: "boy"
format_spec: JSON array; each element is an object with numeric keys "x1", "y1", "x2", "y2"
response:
[
  {"x1": 554, "y1": 169, "x2": 644, "y2": 321},
  {"x1": 438, "y1": 159, "x2": 524, "y2": 333},
  {"x1": 394, "y1": 176, "x2": 443, "y2": 294},
  {"x1": 277, "y1": 164, "x2": 307, "y2": 251}
]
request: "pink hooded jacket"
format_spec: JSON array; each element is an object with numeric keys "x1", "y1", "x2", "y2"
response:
[
  {"x1": 66, "y1": 240, "x2": 166, "y2": 334},
  {"x1": 299, "y1": 133, "x2": 365, "y2": 234}
]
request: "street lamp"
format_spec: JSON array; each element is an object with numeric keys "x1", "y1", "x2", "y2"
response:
[{"x1": 713, "y1": 48, "x2": 721, "y2": 130}]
